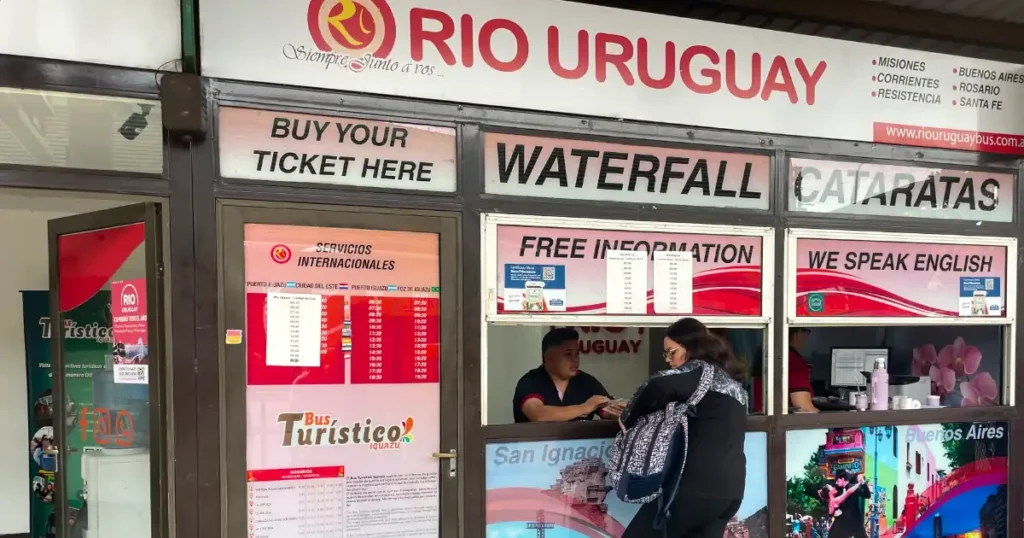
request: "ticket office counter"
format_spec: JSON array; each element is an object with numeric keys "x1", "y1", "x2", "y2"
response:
[
  {"x1": 779, "y1": 227, "x2": 1017, "y2": 538},
  {"x1": 476, "y1": 168, "x2": 1021, "y2": 538},
  {"x1": 479, "y1": 213, "x2": 775, "y2": 536}
]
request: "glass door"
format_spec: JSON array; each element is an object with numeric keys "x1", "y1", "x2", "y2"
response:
[
  {"x1": 47, "y1": 203, "x2": 165, "y2": 538},
  {"x1": 220, "y1": 203, "x2": 459, "y2": 538}
]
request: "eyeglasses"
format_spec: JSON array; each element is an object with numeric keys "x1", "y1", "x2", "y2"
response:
[{"x1": 662, "y1": 347, "x2": 681, "y2": 360}]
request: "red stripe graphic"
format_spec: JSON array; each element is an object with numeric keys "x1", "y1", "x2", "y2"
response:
[{"x1": 873, "y1": 122, "x2": 1024, "y2": 156}]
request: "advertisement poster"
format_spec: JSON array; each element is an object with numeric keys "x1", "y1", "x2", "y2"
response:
[
  {"x1": 497, "y1": 226, "x2": 763, "y2": 316},
  {"x1": 22, "y1": 290, "x2": 112, "y2": 538},
  {"x1": 245, "y1": 224, "x2": 441, "y2": 537},
  {"x1": 218, "y1": 107, "x2": 457, "y2": 192},
  {"x1": 484, "y1": 133, "x2": 771, "y2": 210},
  {"x1": 203, "y1": 0, "x2": 1024, "y2": 154},
  {"x1": 485, "y1": 433, "x2": 768, "y2": 537},
  {"x1": 503, "y1": 264, "x2": 567, "y2": 312},
  {"x1": 786, "y1": 422, "x2": 1008, "y2": 538},
  {"x1": 789, "y1": 159, "x2": 1015, "y2": 223},
  {"x1": 795, "y1": 238, "x2": 1007, "y2": 317},
  {"x1": 111, "y1": 279, "x2": 149, "y2": 384}
]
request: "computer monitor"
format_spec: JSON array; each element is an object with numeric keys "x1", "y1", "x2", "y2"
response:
[{"x1": 830, "y1": 347, "x2": 890, "y2": 388}]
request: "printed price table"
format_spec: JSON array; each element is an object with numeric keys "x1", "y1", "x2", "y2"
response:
[
  {"x1": 349, "y1": 296, "x2": 440, "y2": 384},
  {"x1": 247, "y1": 467, "x2": 346, "y2": 538}
]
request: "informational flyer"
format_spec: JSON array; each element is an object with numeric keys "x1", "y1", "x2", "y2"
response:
[
  {"x1": 501, "y1": 264, "x2": 566, "y2": 312},
  {"x1": 111, "y1": 279, "x2": 149, "y2": 384},
  {"x1": 244, "y1": 224, "x2": 441, "y2": 538},
  {"x1": 265, "y1": 293, "x2": 323, "y2": 367},
  {"x1": 959, "y1": 277, "x2": 1002, "y2": 317},
  {"x1": 653, "y1": 252, "x2": 693, "y2": 314},
  {"x1": 605, "y1": 250, "x2": 648, "y2": 314}
]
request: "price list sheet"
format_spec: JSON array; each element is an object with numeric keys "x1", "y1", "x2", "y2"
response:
[
  {"x1": 349, "y1": 296, "x2": 440, "y2": 384},
  {"x1": 247, "y1": 293, "x2": 346, "y2": 385},
  {"x1": 247, "y1": 467, "x2": 346, "y2": 538},
  {"x1": 653, "y1": 251, "x2": 694, "y2": 314},
  {"x1": 606, "y1": 250, "x2": 649, "y2": 314}
]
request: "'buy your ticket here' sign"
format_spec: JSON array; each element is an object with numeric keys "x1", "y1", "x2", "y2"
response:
[{"x1": 218, "y1": 107, "x2": 456, "y2": 192}]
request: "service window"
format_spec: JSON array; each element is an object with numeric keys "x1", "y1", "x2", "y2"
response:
[
  {"x1": 783, "y1": 229, "x2": 1016, "y2": 413},
  {"x1": 481, "y1": 214, "x2": 775, "y2": 424}
]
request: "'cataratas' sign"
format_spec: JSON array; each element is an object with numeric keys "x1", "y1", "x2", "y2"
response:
[
  {"x1": 789, "y1": 158, "x2": 1014, "y2": 222},
  {"x1": 484, "y1": 133, "x2": 770, "y2": 210},
  {"x1": 218, "y1": 107, "x2": 457, "y2": 192}
]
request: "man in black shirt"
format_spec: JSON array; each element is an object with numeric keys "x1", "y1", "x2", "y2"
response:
[{"x1": 512, "y1": 328, "x2": 621, "y2": 423}]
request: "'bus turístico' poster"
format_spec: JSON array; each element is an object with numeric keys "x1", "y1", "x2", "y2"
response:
[{"x1": 22, "y1": 291, "x2": 112, "y2": 538}]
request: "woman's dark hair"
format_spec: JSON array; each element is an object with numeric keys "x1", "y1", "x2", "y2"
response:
[{"x1": 665, "y1": 317, "x2": 745, "y2": 381}]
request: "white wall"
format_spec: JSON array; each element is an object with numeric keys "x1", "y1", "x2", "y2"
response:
[
  {"x1": 0, "y1": 191, "x2": 137, "y2": 535},
  {"x1": 485, "y1": 325, "x2": 650, "y2": 424}
]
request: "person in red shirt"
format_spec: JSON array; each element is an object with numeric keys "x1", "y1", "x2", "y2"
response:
[{"x1": 752, "y1": 327, "x2": 818, "y2": 413}]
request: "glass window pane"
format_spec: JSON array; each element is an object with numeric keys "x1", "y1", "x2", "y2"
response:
[{"x1": 785, "y1": 325, "x2": 1005, "y2": 411}]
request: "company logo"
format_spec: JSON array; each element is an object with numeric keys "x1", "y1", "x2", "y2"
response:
[
  {"x1": 271, "y1": 244, "x2": 292, "y2": 264},
  {"x1": 807, "y1": 292, "x2": 826, "y2": 313},
  {"x1": 307, "y1": 0, "x2": 396, "y2": 67},
  {"x1": 278, "y1": 412, "x2": 415, "y2": 451},
  {"x1": 120, "y1": 284, "x2": 141, "y2": 313}
]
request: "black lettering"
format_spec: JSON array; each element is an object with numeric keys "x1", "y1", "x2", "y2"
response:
[
  {"x1": 254, "y1": 150, "x2": 271, "y2": 170},
  {"x1": 682, "y1": 159, "x2": 711, "y2": 196},
  {"x1": 271, "y1": 117, "x2": 290, "y2": 138},
  {"x1": 713, "y1": 160, "x2": 736, "y2": 197},
  {"x1": 953, "y1": 177, "x2": 977, "y2": 210},
  {"x1": 979, "y1": 178, "x2": 999, "y2": 211},
  {"x1": 739, "y1": 162, "x2": 760, "y2": 199},
  {"x1": 279, "y1": 152, "x2": 299, "y2": 174},
  {"x1": 939, "y1": 176, "x2": 961, "y2": 208},
  {"x1": 661, "y1": 156, "x2": 689, "y2": 194},
  {"x1": 628, "y1": 154, "x2": 660, "y2": 192},
  {"x1": 597, "y1": 152, "x2": 627, "y2": 190},
  {"x1": 417, "y1": 162, "x2": 433, "y2": 182},
  {"x1": 571, "y1": 149, "x2": 600, "y2": 188},
  {"x1": 860, "y1": 172, "x2": 887, "y2": 205},
  {"x1": 914, "y1": 176, "x2": 937, "y2": 208},
  {"x1": 537, "y1": 148, "x2": 569, "y2": 187},
  {"x1": 496, "y1": 144, "x2": 543, "y2": 184},
  {"x1": 889, "y1": 173, "x2": 915, "y2": 207}
]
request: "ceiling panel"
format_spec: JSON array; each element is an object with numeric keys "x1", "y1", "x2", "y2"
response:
[
  {"x1": 863, "y1": 0, "x2": 1024, "y2": 23},
  {"x1": 573, "y1": 0, "x2": 1024, "y2": 63}
]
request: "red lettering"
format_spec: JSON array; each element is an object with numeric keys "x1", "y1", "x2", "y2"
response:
[
  {"x1": 761, "y1": 55, "x2": 798, "y2": 103},
  {"x1": 548, "y1": 27, "x2": 589, "y2": 79},
  {"x1": 680, "y1": 45, "x2": 720, "y2": 94},
  {"x1": 479, "y1": 19, "x2": 529, "y2": 72},
  {"x1": 410, "y1": 8, "x2": 456, "y2": 65},
  {"x1": 637, "y1": 38, "x2": 673, "y2": 90},
  {"x1": 726, "y1": 50, "x2": 760, "y2": 99},
  {"x1": 304, "y1": 412, "x2": 315, "y2": 426},
  {"x1": 460, "y1": 14, "x2": 474, "y2": 67},
  {"x1": 595, "y1": 32, "x2": 634, "y2": 85},
  {"x1": 796, "y1": 59, "x2": 827, "y2": 105}
]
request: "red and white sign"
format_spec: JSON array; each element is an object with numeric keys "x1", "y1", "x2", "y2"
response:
[
  {"x1": 795, "y1": 238, "x2": 1007, "y2": 318},
  {"x1": 202, "y1": 0, "x2": 1024, "y2": 154},
  {"x1": 111, "y1": 279, "x2": 149, "y2": 384},
  {"x1": 485, "y1": 133, "x2": 771, "y2": 209},
  {"x1": 497, "y1": 225, "x2": 764, "y2": 316},
  {"x1": 244, "y1": 224, "x2": 442, "y2": 537}
]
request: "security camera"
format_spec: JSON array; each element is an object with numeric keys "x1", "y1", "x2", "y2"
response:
[{"x1": 118, "y1": 104, "x2": 155, "y2": 141}]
